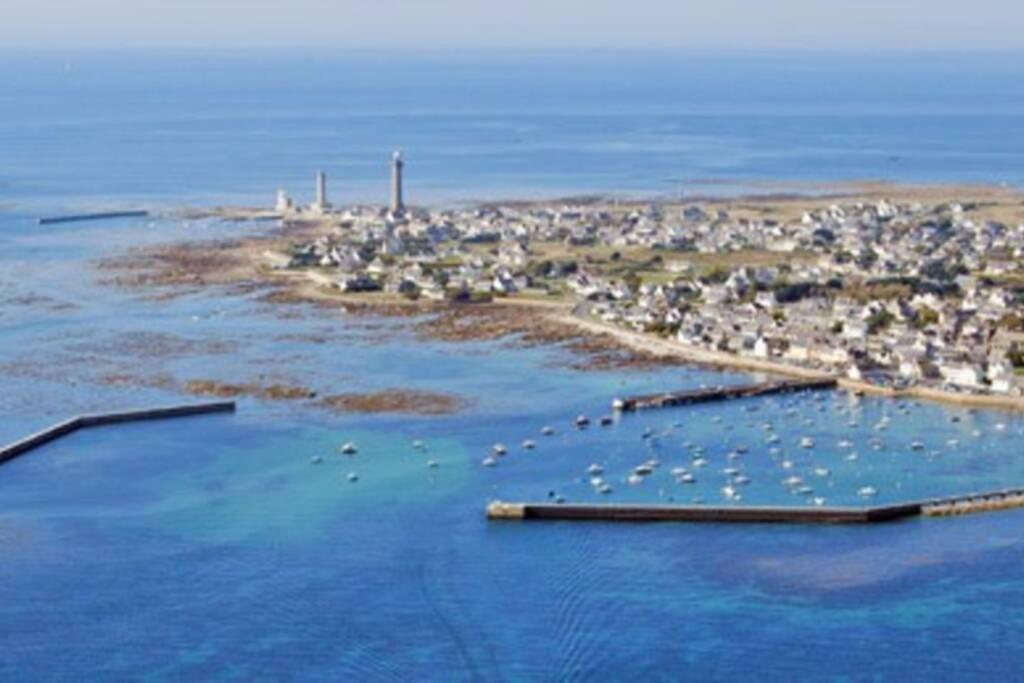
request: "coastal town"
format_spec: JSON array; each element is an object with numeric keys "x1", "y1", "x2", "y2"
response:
[{"x1": 258, "y1": 155, "x2": 1024, "y2": 402}]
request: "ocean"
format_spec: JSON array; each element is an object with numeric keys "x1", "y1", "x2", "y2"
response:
[{"x1": 2, "y1": 51, "x2": 1024, "y2": 681}]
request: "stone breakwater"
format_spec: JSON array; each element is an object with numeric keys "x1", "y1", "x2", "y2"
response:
[{"x1": 0, "y1": 402, "x2": 236, "y2": 466}]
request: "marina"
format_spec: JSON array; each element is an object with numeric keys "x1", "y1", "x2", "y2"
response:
[{"x1": 4, "y1": 47, "x2": 1024, "y2": 680}]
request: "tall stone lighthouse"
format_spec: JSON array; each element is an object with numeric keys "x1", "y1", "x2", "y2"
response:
[
  {"x1": 390, "y1": 151, "x2": 405, "y2": 216},
  {"x1": 312, "y1": 170, "x2": 330, "y2": 214}
]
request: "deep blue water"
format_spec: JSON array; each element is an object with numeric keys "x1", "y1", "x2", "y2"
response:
[
  {"x1": 3, "y1": 51, "x2": 1024, "y2": 210},
  {"x1": 3, "y1": 51, "x2": 1024, "y2": 681}
]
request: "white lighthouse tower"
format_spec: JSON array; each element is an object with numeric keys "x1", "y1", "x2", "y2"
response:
[{"x1": 390, "y1": 151, "x2": 405, "y2": 217}]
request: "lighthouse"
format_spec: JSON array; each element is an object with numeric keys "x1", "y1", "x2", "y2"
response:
[
  {"x1": 312, "y1": 170, "x2": 330, "y2": 214},
  {"x1": 390, "y1": 151, "x2": 405, "y2": 216}
]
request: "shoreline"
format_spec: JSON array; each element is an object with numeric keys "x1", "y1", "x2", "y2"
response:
[{"x1": 557, "y1": 313, "x2": 1024, "y2": 412}]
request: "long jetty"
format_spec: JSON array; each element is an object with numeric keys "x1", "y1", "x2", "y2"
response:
[
  {"x1": 488, "y1": 488, "x2": 1024, "y2": 525},
  {"x1": 613, "y1": 378, "x2": 838, "y2": 412},
  {"x1": 38, "y1": 210, "x2": 149, "y2": 226},
  {"x1": 0, "y1": 401, "x2": 236, "y2": 466}
]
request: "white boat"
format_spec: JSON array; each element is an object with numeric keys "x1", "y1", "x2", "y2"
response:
[
  {"x1": 627, "y1": 474, "x2": 644, "y2": 486},
  {"x1": 598, "y1": 483, "x2": 613, "y2": 495},
  {"x1": 783, "y1": 476, "x2": 803, "y2": 488},
  {"x1": 340, "y1": 442, "x2": 358, "y2": 455},
  {"x1": 493, "y1": 443, "x2": 508, "y2": 455},
  {"x1": 910, "y1": 441, "x2": 925, "y2": 451},
  {"x1": 858, "y1": 486, "x2": 878, "y2": 497},
  {"x1": 813, "y1": 467, "x2": 831, "y2": 478},
  {"x1": 800, "y1": 437, "x2": 814, "y2": 449},
  {"x1": 670, "y1": 467, "x2": 688, "y2": 477},
  {"x1": 678, "y1": 473, "x2": 696, "y2": 484},
  {"x1": 482, "y1": 457, "x2": 497, "y2": 467},
  {"x1": 310, "y1": 456, "x2": 324, "y2": 465},
  {"x1": 575, "y1": 415, "x2": 590, "y2": 427},
  {"x1": 521, "y1": 440, "x2": 536, "y2": 450},
  {"x1": 412, "y1": 440, "x2": 426, "y2": 450},
  {"x1": 541, "y1": 426, "x2": 555, "y2": 436},
  {"x1": 427, "y1": 460, "x2": 439, "y2": 469},
  {"x1": 733, "y1": 475, "x2": 751, "y2": 486},
  {"x1": 347, "y1": 472, "x2": 359, "y2": 483},
  {"x1": 721, "y1": 485, "x2": 740, "y2": 500},
  {"x1": 692, "y1": 458, "x2": 708, "y2": 468},
  {"x1": 634, "y1": 464, "x2": 654, "y2": 476},
  {"x1": 587, "y1": 464, "x2": 605, "y2": 475}
]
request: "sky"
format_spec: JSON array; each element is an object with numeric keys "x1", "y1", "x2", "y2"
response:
[{"x1": 3, "y1": 0, "x2": 1024, "y2": 51}]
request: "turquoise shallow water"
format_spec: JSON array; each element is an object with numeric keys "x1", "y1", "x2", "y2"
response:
[{"x1": 3, "y1": 51, "x2": 1024, "y2": 680}]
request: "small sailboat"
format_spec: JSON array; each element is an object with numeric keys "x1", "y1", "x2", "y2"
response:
[{"x1": 721, "y1": 485, "x2": 740, "y2": 500}]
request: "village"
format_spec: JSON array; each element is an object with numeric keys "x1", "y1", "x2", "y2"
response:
[{"x1": 268, "y1": 163, "x2": 1024, "y2": 399}]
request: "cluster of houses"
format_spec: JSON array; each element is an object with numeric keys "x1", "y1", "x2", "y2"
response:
[{"x1": 277, "y1": 197, "x2": 1024, "y2": 396}]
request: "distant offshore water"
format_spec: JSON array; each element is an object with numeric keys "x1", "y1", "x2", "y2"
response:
[
  {"x1": 1, "y1": 50, "x2": 1024, "y2": 211},
  {"x1": 3, "y1": 51, "x2": 1024, "y2": 680}
]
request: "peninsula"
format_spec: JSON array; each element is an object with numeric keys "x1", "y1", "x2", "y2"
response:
[{"x1": 105, "y1": 162, "x2": 1024, "y2": 411}]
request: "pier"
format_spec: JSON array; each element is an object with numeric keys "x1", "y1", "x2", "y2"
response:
[
  {"x1": 488, "y1": 487, "x2": 1024, "y2": 525},
  {"x1": 38, "y1": 210, "x2": 149, "y2": 225},
  {"x1": 613, "y1": 378, "x2": 838, "y2": 412},
  {"x1": 0, "y1": 401, "x2": 236, "y2": 465}
]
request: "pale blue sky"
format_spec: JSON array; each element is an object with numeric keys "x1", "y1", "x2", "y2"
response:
[{"x1": 4, "y1": 0, "x2": 1024, "y2": 51}]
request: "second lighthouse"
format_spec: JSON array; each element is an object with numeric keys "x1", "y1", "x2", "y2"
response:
[{"x1": 390, "y1": 151, "x2": 405, "y2": 217}]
